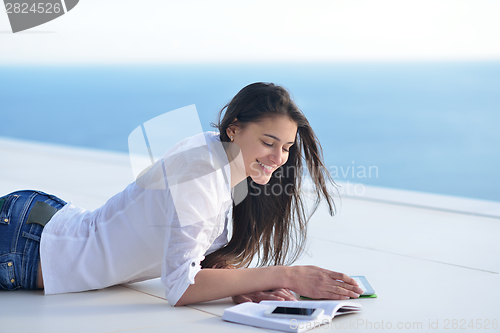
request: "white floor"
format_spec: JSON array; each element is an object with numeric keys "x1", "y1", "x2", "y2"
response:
[{"x1": 1, "y1": 137, "x2": 499, "y2": 333}]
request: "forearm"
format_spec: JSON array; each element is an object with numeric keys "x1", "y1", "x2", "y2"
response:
[{"x1": 175, "y1": 265, "x2": 290, "y2": 306}]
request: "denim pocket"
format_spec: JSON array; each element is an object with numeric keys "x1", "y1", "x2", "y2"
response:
[
  {"x1": 0, "y1": 259, "x2": 19, "y2": 290},
  {"x1": 0, "y1": 194, "x2": 20, "y2": 225}
]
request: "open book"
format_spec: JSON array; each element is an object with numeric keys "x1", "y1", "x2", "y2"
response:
[{"x1": 222, "y1": 300, "x2": 362, "y2": 333}]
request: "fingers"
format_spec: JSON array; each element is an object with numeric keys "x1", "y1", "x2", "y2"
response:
[
  {"x1": 269, "y1": 288, "x2": 297, "y2": 301},
  {"x1": 251, "y1": 291, "x2": 287, "y2": 302},
  {"x1": 292, "y1": 266, "x2": 364, "y2": 300},
  {"x1": 306, "y1": 286, "x2": 359, "y2": 300},
  {"x1": 235, "y1": 289, "x2": 297, "y2": 303},
  {"x1": 326, "y1": 270, "x2": 364, "y2": 296},
  {"x1": 254, "y1": 292, "x2": 285, "y2": 301},
  {"x1": 330, "y1": 284, "x2": 361, "y2": 299},
  {"x1": 327, "y1": 271, "x2": 358, "y2": 287},
  {"x1": 232, "y1": 294, "x2": 252, "y2": 304},
  {"x1": 282, "y1": 289, "x2": 297, "y2": 301},
  {"x1": 331, "y1": 280, "x2": 364, "y2": 296}
]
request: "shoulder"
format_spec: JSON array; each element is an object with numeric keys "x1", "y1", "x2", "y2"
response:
[
  {"x1": 165, "y1": 131, "x2": 220, "y2": 155},
  {"x1": 165, "y1": 131, "x2": 226, "y2": 173},
  {"x1": 135, "y1": 132, "x2": 227, "y2": 190},
  {"x1": 138, "y1": 132, "x2": 228, "y2": 188}
]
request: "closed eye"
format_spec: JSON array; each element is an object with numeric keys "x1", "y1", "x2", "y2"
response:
[
  {"x1": 262, "y1": 141, "x2": 290, "y2": 152},
  {"x1": 262, "y1": 141, "x2": 273, "y2": 147}
]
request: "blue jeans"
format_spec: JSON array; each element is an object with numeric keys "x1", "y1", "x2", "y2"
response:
[{"x1": 0, "y1": 190, "x2": 66, "y2": 290}]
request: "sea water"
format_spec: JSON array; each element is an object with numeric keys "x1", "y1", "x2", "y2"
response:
[{"x1": 1, "y1": 62, "x2": 499, "y2": 202}]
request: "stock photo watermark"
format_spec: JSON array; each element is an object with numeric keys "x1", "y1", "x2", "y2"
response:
[
  {"x1": 290, "y1": 318, "x2": 499, "y2": 331},
  {"x1": 247, "y1": 162, "x2": 378, "y2": 197},
  {"x1": 3, "y1": 0, "x2": 79, "y2": 33},
  {"x1": 128, "y1": 106, "x2": 379, "y2": 227}
]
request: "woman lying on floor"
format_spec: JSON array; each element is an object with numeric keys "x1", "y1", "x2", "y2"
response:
[{"x1": 0, "y1": 82, "x2": 363, "y2": 305}]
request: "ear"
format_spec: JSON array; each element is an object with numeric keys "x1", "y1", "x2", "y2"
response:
[{"x1": 226, "y1": 118, "x2": 239, "y2": 138}]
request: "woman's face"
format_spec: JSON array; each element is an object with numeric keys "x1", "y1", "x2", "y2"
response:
[{"x1": 228, "y1": 116, "x2": 298, "y2": 185}]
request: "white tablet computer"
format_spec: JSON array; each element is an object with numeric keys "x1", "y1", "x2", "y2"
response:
[{"x1": 351, "y1": 276, "x2": 376, "y2": 296}]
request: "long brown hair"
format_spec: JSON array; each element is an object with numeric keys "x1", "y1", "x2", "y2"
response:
[{"x1": 202, "y1": 82, "x2": 336, "y2": 269}]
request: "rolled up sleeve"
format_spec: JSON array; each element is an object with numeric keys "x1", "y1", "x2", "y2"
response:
[{"x1": 164, "y1": 257, "x2": 204, "y2": 305}]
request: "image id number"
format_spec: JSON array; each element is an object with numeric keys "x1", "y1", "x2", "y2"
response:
[
  {"x1": 5, "y1": 3, "x2": 62, "y2": 14},
  {"x1": 444, "y1": 319, "x2": 498, "y2": 330}
]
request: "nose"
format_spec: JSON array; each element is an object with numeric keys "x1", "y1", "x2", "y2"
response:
[{"x1": 270, "y1": 147, "x2": 285, "y2": 166}]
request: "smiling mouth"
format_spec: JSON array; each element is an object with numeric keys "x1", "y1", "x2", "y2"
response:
[{"x1": 256, "y1": 159, "x2": 275, "y2": 173}]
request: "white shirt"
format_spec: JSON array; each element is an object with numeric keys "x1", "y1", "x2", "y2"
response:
[{"x1": 40, "y1": 132, "x2": 233, "y2": 305}]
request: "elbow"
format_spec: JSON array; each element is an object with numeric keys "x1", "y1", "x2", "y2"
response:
[
  {"x1": 173, "y1": 292, "x2": 190, "y2": 307},
  {"x1": 172, "y1": 298, "x2": 186, "y2": 307}
]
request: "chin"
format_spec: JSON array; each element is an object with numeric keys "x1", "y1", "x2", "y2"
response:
[{"x1": 250, "y1": 175, "x2": 272, "y2": 185}]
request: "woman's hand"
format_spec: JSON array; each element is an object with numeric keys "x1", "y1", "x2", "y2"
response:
[
  {"x1": 287, "y1": 265, "x2": 364, "y2": 300},
  {"x1": 232, "y1": 288, "x2": 297, "y2": 304}
]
